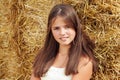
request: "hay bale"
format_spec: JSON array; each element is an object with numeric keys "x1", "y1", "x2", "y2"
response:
[
  {"x1": 0, "y1": 0, "x2": 119, "y2": 80},
  {"x1": 63, "y1": 0, "x2": 120, "y2": 80},
  {"x1": 0, "y1": 0, "x2": 62, "y2": 80},
  {"x1": 0, "y1": 0, "x2": 20, "y2": 79}
]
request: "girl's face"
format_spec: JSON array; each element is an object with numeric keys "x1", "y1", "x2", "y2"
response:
[{"x1": 51, "y1": 16, "x2": 76, "y2": 46}]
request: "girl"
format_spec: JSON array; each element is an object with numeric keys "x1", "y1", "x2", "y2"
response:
[{"x1": 31, "y1": 4, "x2": 97, "y2": 80}]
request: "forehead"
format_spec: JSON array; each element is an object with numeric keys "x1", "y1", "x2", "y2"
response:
[
  {"x1": 52, "y1": 16, "x2": 66, "y2": 26},
  {"x1": 51, "y1": 16, "x2": 73, "y2": 28}
]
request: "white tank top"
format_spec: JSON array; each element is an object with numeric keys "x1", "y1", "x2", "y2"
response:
[{"x1": 41, "y1": 66, "x2": 72, "y2": 80}]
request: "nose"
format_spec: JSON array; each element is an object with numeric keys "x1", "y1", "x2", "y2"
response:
[{"x1": 60, "y1": 28, "x2": 66, "y2": 35}]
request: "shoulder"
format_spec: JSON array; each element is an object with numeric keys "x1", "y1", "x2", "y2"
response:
[
  {"x1": 72, "y1": 56, "x2": 93, "y2": 80},
  {"x1": 30, "y1": 72, "x2": 40, "y2": 80},
  {"x1": 78, "y1": 56, "x2": 92, "y2": 69}
]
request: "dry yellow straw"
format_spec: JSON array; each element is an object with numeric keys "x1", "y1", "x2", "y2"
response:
[{"x1": 0, "y1": 0, "x2": 119, "y2": 80}]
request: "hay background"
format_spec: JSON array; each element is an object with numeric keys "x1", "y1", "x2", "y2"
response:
[{"x1": 0, "y1": 0, "x2": 119, "y2": 80}]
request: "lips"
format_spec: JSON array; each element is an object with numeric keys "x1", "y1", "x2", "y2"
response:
[{"x1": 60, "y1": 37, "x2": 68, "y2": 41}]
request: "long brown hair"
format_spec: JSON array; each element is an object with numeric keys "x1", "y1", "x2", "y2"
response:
[{"x1": 33, "y1": 4, "x2": 97, "y2": 77}]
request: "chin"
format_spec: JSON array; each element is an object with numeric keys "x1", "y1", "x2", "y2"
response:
[{"x1": 60, "y1": 43, "x2": 71, "y2": 46}]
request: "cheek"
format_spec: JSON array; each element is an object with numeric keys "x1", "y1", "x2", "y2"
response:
[
  {"x1": 69, "y1": 30, "x2": 76, "y2": 38},
  {"x1": 72, "y1": 32, "x2": 76, "y2": 39},
  {"x1": 52, "y1": 30, "x2": 59, "y2": 38}
]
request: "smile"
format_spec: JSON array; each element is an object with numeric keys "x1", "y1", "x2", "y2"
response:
[{"x1": 60, "y1": 37, "x2": 68, "y2": 41}]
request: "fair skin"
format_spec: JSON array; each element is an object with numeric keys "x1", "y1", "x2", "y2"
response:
[
  {"x1": 52, "y1": 16, "x2": 76, "y2": 47},
  {"x1": 30, "y1": 16, "x2": 93, "y2": 80}
]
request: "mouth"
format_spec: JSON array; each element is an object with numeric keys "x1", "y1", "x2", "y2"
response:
[{"x1": 59, "y1": 37, "x2": 68, "y2": 41}]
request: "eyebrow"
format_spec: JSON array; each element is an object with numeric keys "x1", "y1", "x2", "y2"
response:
[
  {"x1": 52, "y1": 24, "x2": 68, "y2": 27},
  {"x1": 52, "y1": 25, "x2": 60, "y2": 28}
]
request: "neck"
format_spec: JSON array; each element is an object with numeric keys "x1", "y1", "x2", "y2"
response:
[{"x1": 58, "y1": 45, "x2": 70, "y2": 55}]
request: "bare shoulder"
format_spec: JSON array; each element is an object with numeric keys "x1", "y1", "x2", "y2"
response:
[
  {"x1": 30, "y1": 72, "x2": 40, "y2": 80},
  {"x1": 78, "y1": 56, "x2": 92, "y2": 69},
  {"x1": 72, "y1": 56, "x2": 93, "y2": 80}
]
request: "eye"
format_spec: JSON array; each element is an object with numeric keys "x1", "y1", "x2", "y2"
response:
[
  {"x1": 65, "y1": 25, "x2": 70, "y2": 29},
  {"x1": 53, "y1": 26, "x2": 59, "y2": 30}
]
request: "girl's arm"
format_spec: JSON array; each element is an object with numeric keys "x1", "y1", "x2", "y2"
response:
[
  {"x1": 72, "y1": 58, "x2": 93, "y2": 80},
  {"x1": 30, "y1": 73, "x2": 40, "y2": 80}
]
